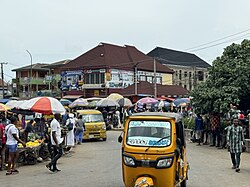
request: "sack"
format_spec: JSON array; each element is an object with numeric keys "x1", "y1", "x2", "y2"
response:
[{"x1": 67, "y1": 121, "x2": 74, "y2": 131}]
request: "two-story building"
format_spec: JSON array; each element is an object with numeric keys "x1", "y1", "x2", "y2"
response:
[
  {"x1": 148, "y1": 47, "x2": 211, "y2": 91},
  {"x1": 12, "y1": 63, "x2": 50, "y2": 98},
  {"x1": 61, "y1": 43, "x2": 175, "y2": 98}
]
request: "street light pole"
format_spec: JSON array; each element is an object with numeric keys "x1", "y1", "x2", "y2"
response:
[
  {"x1": 26, "y1": 50, "x2": 33, "y2": 98},
  {"x1": 0, "y1": 62, "x2": 8, "y2": 99}
]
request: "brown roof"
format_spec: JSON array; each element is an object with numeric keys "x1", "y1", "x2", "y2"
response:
[
  {"x1": 0, "y1": 79, "x2": 7, "y2": 87},
  {"x1": 61, "y1": 43, "x2": 174, "y2": 74},
  {"x1": 112, "y1": 81, "x2": 188, "y2": 97},
  {"x1": 12, "y1": 63, "x2": 49, "y2": 72},
  {"x1": 42, "y1": 60, "x2": 71, "y2": 69}
]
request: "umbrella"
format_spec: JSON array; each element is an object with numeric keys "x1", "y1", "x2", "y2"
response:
[
  {"x1": 0, "y1": 103, "x2": 10, "y2": 112},
  {"x1": 154, "y1": 100, "x2": 171, "y2": 108},
  {"x1": 6, "y1": 100, "x2": 26, "y2": 109},
  {"x1": 86, "y1": 97, "x2": 102, "y2": 101},
  {"x1": 19, "y1": 97, "x2": 66, "y2": 115},
  {"x1": 96, "y1": 98, "x2": 119, "y2": 107},
  {"x1": 137, "y1": 97, "x2": 158, "y2": 105},
  {"x1": 87, "y1": 100, "x2": 99, "y2": 108},
  {"x1": 69, "y1": 98, "x2": 89, "y2": 108},
  {"x1": 107, "y1": 93, "x2": 123, "y2": 101},
  {"x1": 117, "y1": 98, "x2": 132, "y2": 107},
  {"x1": 174, "y1": 98, "x2": 190, "y2": 107},
  {"x1": 60, "y1": 99, "x2": 72, "y2": 106}
]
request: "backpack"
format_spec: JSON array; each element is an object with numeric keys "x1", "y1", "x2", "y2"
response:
[{"x1": 67, "y1": 119, "x2": 74, "y2": 131}]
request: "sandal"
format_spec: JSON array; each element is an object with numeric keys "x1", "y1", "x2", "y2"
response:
[
  {"x1": 6, "y1": 171, "x2": 12, "y2": 175},
  {"x1": 11, "y1": 169, "x2": 19, "y2": 173}
]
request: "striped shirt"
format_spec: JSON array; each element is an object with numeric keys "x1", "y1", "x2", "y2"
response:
[{"x1": 227, "y1": 125, "x2": 244, "y2": 153}]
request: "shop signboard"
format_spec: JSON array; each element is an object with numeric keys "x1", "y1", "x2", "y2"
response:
[
  {"x1": 61, "y1": 70, "x2": 84, "y2": 91},
  {"x1": 106, "y1": 69, "x2": 134, "y2": 89}
]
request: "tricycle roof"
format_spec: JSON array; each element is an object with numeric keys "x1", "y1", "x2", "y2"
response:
[{"x1": 131, "y1": 112, "x2": 183, "y2": 123}]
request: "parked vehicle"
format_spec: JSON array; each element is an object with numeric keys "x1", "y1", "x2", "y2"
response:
[
  {"x1": 77, "y1": 110, "x2": 107, "y2": 141},
  {"x1": 118, "y1": 112, "x2": 189, "y2": 187}
]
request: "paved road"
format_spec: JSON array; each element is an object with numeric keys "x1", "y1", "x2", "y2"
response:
[{"x1": 1, "y1": 131, "x2": 250, "y2": 187}]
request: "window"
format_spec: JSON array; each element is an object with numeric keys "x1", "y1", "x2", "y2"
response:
[
  {"x1": 184, "y1": 72, "x2": 187, "y2": 77},
  {"x1": 189, "y1": 72, "x2": 192, "y2": 78},
  {"x1": 127, "y1": 120, "x2": 171, "y2": 147},
  {"x1": 179, "y1": 70, "x2": 182, "y2": 80},
  {"x1": 184, "y1": 85, "x2": 187, "y2": 89},
  {"x1": 156, "y1": 77, "x2": 162, "y2": 84},
  {"x1": 147, "y1": 76, "x2": 153, "y2": 83},
  {"x1": 198, "y1": 71, "x2": 204, "y2": 81},
  {"x1": 175, "y1": 71, "x2": 178, "y2": 77},
  {"x1": 140, "y1": 75, "x2": 146, "y2": 81},
  {"x1": 85, "y1": 73, "x2": 105, "y2": 84}
]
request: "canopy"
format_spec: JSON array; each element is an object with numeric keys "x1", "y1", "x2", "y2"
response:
[
  {"x1": 0, "y1": 103, "x2": 10, "y2": 112},
  {"x1": 107, "y1": 93, "x2": 123, "y2": 101},
  {"x1": 20, "y1": 97, "x2": 66, "y2": 115},
  {"x1": 117, "y1": 98, "x2": 132, "y2": 107},
  {"x1": 174, "y1": 98, "x2": 190, "y2": 107},
  {"x1": 137, "y1": 97, "x2": 158, "y2": 105},
  {"x1": 96, "y1": 98, "x2": 119, "y2": 107},
  {"x1": 6, "y1": 100, "x2": 26, "y2": 109},
  {"x1": 60, "y1": 99, "x2": 72, "y2": 106},
  {"x1": 69, "y1": 98, "x2": 89, "y2": 108}
]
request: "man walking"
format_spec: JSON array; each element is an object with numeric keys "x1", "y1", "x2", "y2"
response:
[
  {"x1": 46, "y1": 113, "x2": 63, "y2": 172},
  {"x1": 195, "y1": 114, "x2": 204, "y2": 145},
  {"x1": 227, "y1": 118, "x2": 245, "y2": 172},
  {"x1": 5, "y1": 117, "x2": 26, "y2": 175}
]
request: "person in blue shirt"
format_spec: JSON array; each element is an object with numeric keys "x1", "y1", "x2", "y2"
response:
[{"x1": 195, "y1": 114, "x2": 204, "y2": 145}]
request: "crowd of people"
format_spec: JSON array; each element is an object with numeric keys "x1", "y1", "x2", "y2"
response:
[
  {"x1": 0, "y1": 111, "x2": 85, "y2": 175},
  {"x1": 191, "y1": 108, "x2": 247, "y2": 173}
]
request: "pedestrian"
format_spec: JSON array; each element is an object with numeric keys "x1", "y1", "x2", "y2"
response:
[
  {"x1": 5, "y1": 116, "x2": 26, "y2": 175},
  {"x1": 210, "y1": 112, "x2": 221, "y2": 147},
  {"x1": 0, "y1": 116, "x2": 7, "y2": 170},
  {"x1": 195, "y1": 114, "x2": 204, "y2": 145},
  {"x1": 46, "y1": 113, "x2": 63, "y2": 172},
  {"x1": 227, "y1": 118, "x2": 245, "y2": 172},
  {"x1": 66, "y1": 113, "x2": 75, "y2": 151},
  {"x1": 201, "y1": 114, "x2": 209, "y2": 145},
  {"x1": 75, "y1": 115, "x2": 85, "y2": 145}
]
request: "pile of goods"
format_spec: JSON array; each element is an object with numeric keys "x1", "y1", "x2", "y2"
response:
[{"x1": 18, "y1": 140, "x2": 41, "y2": 148}]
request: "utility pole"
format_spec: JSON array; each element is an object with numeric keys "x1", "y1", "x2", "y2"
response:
[
  {"x1": 0, "y1": 62, "x2": 8, "y2": 99},
  {"x1": 153, "y1": 58, "x2": 157, "y2": 98}
]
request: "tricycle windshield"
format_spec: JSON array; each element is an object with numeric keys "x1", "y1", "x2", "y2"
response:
[
  {"x1": 82, "y1": 114, "x2": 104, "y2": 123},
  {"x1": 126, "y1": 120, "x2": 171, "y2": 147}
]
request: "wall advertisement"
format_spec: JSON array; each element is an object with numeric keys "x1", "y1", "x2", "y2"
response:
[
  {"x1": 106, "y1": 69, "x2": 134, "y2": 88},
  {"x1": 61, "y1": 70, "x2": 84, "y2": 91}
]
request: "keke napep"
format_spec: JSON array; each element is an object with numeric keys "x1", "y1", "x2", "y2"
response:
[{"x1": 118, "y1": 112, "x2": 189, "y2": 187}]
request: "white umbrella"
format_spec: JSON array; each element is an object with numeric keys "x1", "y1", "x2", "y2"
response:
[
  {"x1": 6, "y1": 100, "x2": 26, "y2": 109},
  {"x1": 96, "y1": 98, "x2": 119, "y2": 107},
  {"x1": 19, "y1": 97, "x2": 66, "y2": 114},
  {"x1": 117, "y1": 98, "x2": 133, "y2": 107}
]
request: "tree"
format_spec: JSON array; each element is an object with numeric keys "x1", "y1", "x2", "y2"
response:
[{"x1": 190, "y1": 39, "x2": 250, "y2": 113}]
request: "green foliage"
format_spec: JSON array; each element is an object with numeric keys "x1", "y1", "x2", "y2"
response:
[
  {"x1": 183, "y1": 117, "x2": 195, "y2": 129},
  {"x1": 190, "y1": 39, "x2": 250, "y2": 113}
]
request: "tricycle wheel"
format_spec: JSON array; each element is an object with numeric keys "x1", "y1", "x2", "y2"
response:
[{"x1": 180, "y1": 179, "x2": 186, "y2": 187}]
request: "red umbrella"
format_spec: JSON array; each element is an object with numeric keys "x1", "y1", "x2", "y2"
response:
[{"x1": 20, "y1": 97, "x2": 66, "y2": 114}]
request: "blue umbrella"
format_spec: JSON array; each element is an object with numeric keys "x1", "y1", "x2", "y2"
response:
[
  {"x1": 154, "y1": 101, "x2": 171, "y2": 108},
  {"x1": 173, "y1": 98, "x2": 190, "y2": 107}
]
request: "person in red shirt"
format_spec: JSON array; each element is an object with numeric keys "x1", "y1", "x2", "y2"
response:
[{"x1": 0, "y1": 118, "x2": 7, "y2": 170}]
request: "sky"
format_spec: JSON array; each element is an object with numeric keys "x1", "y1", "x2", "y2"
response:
[{"x1": 1, "y1": 0, "x2": 250, "y2": 82}]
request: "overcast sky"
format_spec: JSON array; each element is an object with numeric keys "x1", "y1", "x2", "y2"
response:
[{"x1": 1, "y1": 0, "x2": 250, "y2": 82}]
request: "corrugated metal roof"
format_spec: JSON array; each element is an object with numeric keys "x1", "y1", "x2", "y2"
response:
[
  {"x1": 148, "y1": 47, "x2": 211, "y2": 68},
  {"x1": 61, "y1": 43, "x2": 174, "y2": 74}
]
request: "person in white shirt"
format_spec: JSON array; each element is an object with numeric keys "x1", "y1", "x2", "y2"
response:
[
  {"x1": 46, "y1": 114, "x2": 63, "y2": 172},
  {"x1": 5, "y1": 116, "x2": 26, "y2": 175},
  {"x1": 66, "y1": 113, "x2": 75, "y2": 151}
]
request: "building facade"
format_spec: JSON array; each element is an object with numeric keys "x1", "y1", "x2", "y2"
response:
[
  {"x1": 61, "y1": 43, "x2": 174, "y2": 98},
  {"x1": 12, "y1": 63, "x2": 50, "y2": 98},
  {"x1": 148, "y1": 47, "x2": 211, "y2": 91}
]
